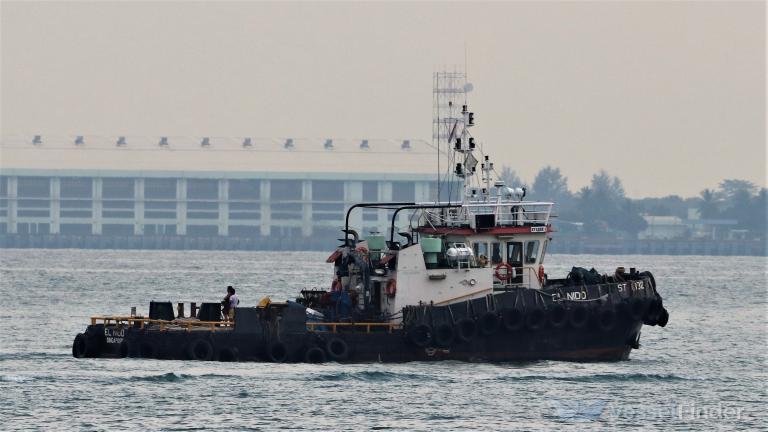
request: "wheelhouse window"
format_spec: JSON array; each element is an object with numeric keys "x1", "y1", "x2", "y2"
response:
[
  {"x1": 491, "y1": 242, "x2": 502, "y2": 265},
  {"x1": 506, "y1": 242, "x2": 523, "y2": 267},
  {"x1": 472, "y1": 242, "x2": 489, "y2": 267},
  {"x1": 525, "y1": 240, "x2": 540, "y2": 264}
]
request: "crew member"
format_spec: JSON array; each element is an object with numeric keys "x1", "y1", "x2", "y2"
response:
[{"x1": 222, "y1": 286, "x2": 239, "y2": 321}]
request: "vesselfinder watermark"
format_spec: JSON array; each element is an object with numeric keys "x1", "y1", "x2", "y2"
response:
[{"x1": 547, "y1": 399, "x2": 749, "y2": 423}]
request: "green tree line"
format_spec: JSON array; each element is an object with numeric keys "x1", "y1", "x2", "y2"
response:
[{"x1": 499, "y1": 166, "x2": 767, "y2": 239}]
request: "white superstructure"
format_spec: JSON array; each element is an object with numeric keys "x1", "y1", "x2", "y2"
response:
[{"x1": 335, "y1": 72, "x2": 554, "y2": 322}]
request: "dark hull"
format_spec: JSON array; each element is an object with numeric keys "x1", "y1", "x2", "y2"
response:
[
  {"x1": 74, "y1": 276, "x2": 667, "y2": 363},
  {"x1": 78, "y1": 320, "x2": 641, "y2": 363}
]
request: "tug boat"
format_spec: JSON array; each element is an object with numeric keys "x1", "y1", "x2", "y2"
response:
[{"x1": 72, "y1": 82, "x2": 669, "y2": 363}]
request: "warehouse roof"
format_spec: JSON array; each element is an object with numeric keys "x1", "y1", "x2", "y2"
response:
[{"x1": 0, "y1": 135, "x2": 443, "y2": 180}]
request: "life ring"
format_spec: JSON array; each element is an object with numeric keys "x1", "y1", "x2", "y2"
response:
[
  {"x1": 386, "y1": 279, "x2": 397, "y2": 297},
  {"x1": 494, "y1": 263, "x2": 516, "y2": 281},
  {"x1": 433, "y1": 323, "x2": 455, "y2": 347},
  {"x1": 456, "y1": 318, "x2": 478, "y2": 342},
  {"x1": 326, "y1": 337, "x2": 350, "y2": 361}
]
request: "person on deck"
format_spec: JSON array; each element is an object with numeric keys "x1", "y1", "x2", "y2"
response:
[{"x1": 222, "y1": 286, "x2": 239, "y2": 321}]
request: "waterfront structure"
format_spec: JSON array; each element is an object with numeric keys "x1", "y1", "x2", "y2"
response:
[
  {"x1": 0, "y1": 135, "x2": 455, "y2": 249},
  {"x1": 638, "y1": 216, "x2": 690, "y2": 240}
]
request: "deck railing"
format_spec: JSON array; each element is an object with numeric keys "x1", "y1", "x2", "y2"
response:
[
  {"x1": 91, "y1": 316, "x2": 401, "y2": 333},
  {"x1": 91, "y1": 316, "x2": 233, "y2": 331},
  {"x1": 425, "y1": 201, "x2": 553, "y2": 228},
  {"x1": 492, "y1": 265, "x2": 543, "y2": 290}
]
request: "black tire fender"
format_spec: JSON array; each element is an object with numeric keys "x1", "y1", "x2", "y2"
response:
[
  {"x1": 502, "y1": 308, "x2": 525, "y2": 332},
  {"x1": 478, "y1": 312, "x2": 500, "y2": 336},
  {"x1": 657, "y1": 307, "x2": 670, "y2": 327},
  {"x1": 456, "y1": 318, "x2": 477, "y2": 343},
  {"x1": 596, "y1": 307, "x2": 616, "y2": 332},
  {"x1": 267, "y1": 341, "x2": 289, "y2": 363},
  {"x1": 304, "y1": 346, "x2": 327, "y2": 364},
  {"x1": 569, "y1": 305, "x2": 589, "y2": 329},
  {"x1": 409, "y1": 324, "x2": 433, "y2": 348},
  {"x1": 433, "y1": 323, "x2": 455, "y2": 347},
  {"x1": 217, "y1": 346, "x2": 239, "y2": 362},
  {"x1": 525, "y1": 308, "x2": 546, "y2": 331},
  {"x1": 325, "y1": 337, "x2": 350, "y2": 361},
  {"x1": 81, "y1": 332, "x2": 104, "y2": 358},
  {"x1": 548, "y1": 304, "x2": 568, "y2": 328},
  {"x1": 643, "y1": 298, "x2": 662, "y2": 325},
  {"x1": 72, "y1": 333, "x2": 88, "y2": 359},
  {"x1": 187, "y1": 338, "x2": 214, "y2": 361}
]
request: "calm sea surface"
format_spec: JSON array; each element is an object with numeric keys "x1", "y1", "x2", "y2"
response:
[{"x1": 0, "y1": 249, "x2": 765, "y2": 431}]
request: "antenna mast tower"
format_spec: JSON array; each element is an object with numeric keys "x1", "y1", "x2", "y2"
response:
[{"x1": 433, "y1": 70, "x2": 479, "y2": 203}]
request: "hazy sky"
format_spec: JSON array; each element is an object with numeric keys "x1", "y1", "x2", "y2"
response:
[{"x1": 1, "y1": 1, "x2": 765, "y2": 198}]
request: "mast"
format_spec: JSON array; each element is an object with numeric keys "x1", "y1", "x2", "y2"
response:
[{"x1": 433, "y1": 70, "x2": 469, "y2": 203}]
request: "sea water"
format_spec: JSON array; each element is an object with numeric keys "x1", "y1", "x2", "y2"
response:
[{"x1": 0, "y1": 249, "x2": 765, "y2": 431}]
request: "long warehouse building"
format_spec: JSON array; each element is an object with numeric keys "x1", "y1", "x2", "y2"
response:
[{"x1": 0, "y1": 135, "x2": 456, "y2": 250}]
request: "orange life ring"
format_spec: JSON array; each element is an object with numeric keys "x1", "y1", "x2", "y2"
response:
[
  {"x1": 538, "y1": 265, "x2": 545, "y2": 283},
  {"x1": 494, "y1": 263, "x2": 515, "y2": 281},
  {"x1": 385, "y1": 279, "x2": 397, "y2": 297}
]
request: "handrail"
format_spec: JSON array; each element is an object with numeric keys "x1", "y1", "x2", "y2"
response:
[
  {"x1": 493, "y1": 265, "x2": 542, "y2": 289},
  {"x1": 424, "y1": 202, "x2": 553, "y2": 227},
  {"x1": 390, "y1": 204, "x2": 462, "y2": 243},
  {"x1": 306, "y1": 322, "x2": 401, "y2": 333},
  {"x1": 90, "y1": 316, "x2": 233, "y2": 332},
  {"x1": 93, "y1": 316, "x2": 402, "y2": 334},
  {"x1": 344, "y1": 202, "x2": 415, "y2": 241}
]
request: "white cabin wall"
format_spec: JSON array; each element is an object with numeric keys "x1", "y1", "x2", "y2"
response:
[{"x1": 393, "y1": 243, "x2": 493, "y2": 317}]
